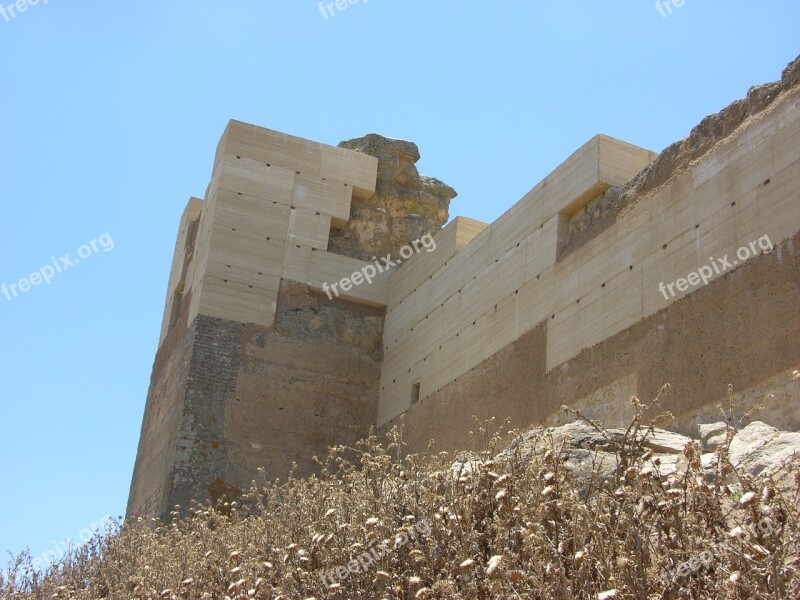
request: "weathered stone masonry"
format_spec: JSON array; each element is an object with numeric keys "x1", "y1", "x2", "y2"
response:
[{"x1": 129, "y1": 57, "x2": 800, "y2": 519}]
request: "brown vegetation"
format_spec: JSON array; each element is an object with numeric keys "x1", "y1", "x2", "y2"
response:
[{"x1": 4, "y1": 394, "x2": 799, "y2": 599}]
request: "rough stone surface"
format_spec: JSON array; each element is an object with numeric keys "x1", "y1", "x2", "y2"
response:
[
  {"x1": 560, "y1": 55, "x2": 800, "y2": 258},
  {"x1": 480, "y1": 419, "x2": 800, "y2": 483},
  {"x1": 504, "y1": 421, "x2": 692, "y2": 456},
  {"x1": 698, "y1": 421, "x2": 728, "y2": 446},
  {"x1": 130, "y1": 278, "x2": 387, "y2": 521},
  {"x1": 330, "y1": 134, "x2": 457, "y2": 261},
  {"x1": 172, "y1": 315, "x2": 246, "y2": 511},
  {"x1": 729, "y1": 422, "x2": 800, "y2": 477},
  {"x1": 223, "y1": 280, "x2": 384, "y2": 490},
  {"x1": 127, "y1": 284, "x2": 196, "y2": 519}
]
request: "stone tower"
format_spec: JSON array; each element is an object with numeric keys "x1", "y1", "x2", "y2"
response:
[{"x1": 127, "y1": 122, "x2": 455, "y2": 519}]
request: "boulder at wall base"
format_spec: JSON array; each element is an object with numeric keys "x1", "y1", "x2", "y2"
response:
[
  {"x1": 477, "y1": 420, "x2": 800, "y2": 484},
  {"x1": 729, "y1": 422, "x2": 800, "y2": 477}
]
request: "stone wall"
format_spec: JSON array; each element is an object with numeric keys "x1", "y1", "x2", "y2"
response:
[
  {"x1": 129, "y1": 57, "x2": 800, "y2": 519},
  {"x1": 379, "y1": 230, "x2": 800, "y2": 454},
  {"x1": 128, "y1": 128, "x2": 453, "y2": 519},
  {"x1": 222, "y1": 280, "x2": 384, "y2": 490},
  {"x1": 376, "y1": 57, "x2": 800, "y2": 429}
]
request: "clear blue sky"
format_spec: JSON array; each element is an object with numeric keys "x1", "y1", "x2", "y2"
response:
[{"x1": 1, "y1": 0, "x2": 797, "y2": 566}]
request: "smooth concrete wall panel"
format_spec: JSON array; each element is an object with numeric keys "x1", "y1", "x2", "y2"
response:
[
  {"x1": 214, "y1": 120, "x2": 323, "y2": 179},
  {"x1": 292, "y1": 174, "x2": 353, "y2": 224},
  {"x1": 598, "y1": 135, "x2": 659, "y2": 188},
  {"x1": 386, "y1": 221, "x2": 457, "y2": 307},
  {"x1": 320, "y1": 145, "x2": 379, "y2": 198},
  {"x1": 455, "y1": 217, "x2": 490, "y2": 249},
  {"x1": 547, "y1": 92, "x2": 800, "y2": 370},
  {"x1": 181, "y1": 122, "x2": 379, "y2": 329},
  {"x1": 214, "y1": 120, "x2": 378, "y2": 199},
  {"x1": 384, "y1": 225, "x2": 492, "y2": 344},
  {"x1": 641, "y1": 224, "x2": 702, "y2": 316},
  {"x1": 378, "y1": 136, "x2": 654, "y2": 424},
  {"x1": 287, "y1": 207, "x2": 331, "y2": 250},
  {"x1": 211, "y1": 155, "x2": 273, "y2": 199},
  {"x1": 282, "y1": 244, "x2": 313, "y2": 283},
  {"x1": 307, "y1": 250, "x2": 390, "y2": 307},
  {"x1": 382, "y1": 137, "x2": 652, "y2": 351},
  {"x1": 387, "y1": 217, "x2": 489, "y2": 308},
  {"x1": 524, "y1": 216, "x2": 560, "y2": 279},
  {"x1": 211, "y1": 201, "x2": 292, "y2": 242},
  {"x1": 195, "y1": 273, "x2": 279, "y2": 327},
  {"x1": 517, "y1": 265, "x2": 555, "y2": 334},
  {"x1": 760, "y1": 157, "x2": 800, "y2": 245},
  {"x1": 487, "y1": 194, "x2": 541, "y2": 261}
]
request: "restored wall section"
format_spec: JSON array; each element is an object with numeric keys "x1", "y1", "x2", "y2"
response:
[
  {"x1": 377, "y1": 65, "x2": 800, "y2": 429},
  {"x1": 379, "y1": 230, "x2": 800, "y2": 452},
  {"x1": 377, "y1": 136, "x2": 657, "y2": 424},
  {"x1": 186, "y1": 120, "x2": 378, "y2": 329},
  {"x1": 129, "y1": 197, "x2": 206, "y2": 518},
  {"x1": 129, "y1": 123, "x2": 384, "y2": 518}
]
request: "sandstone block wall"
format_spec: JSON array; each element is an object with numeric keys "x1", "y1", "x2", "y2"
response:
[
  {"x1": 378, "y1": 58, "x2": 800, "y2": 450},
  {"x1": 379, "y1": 230, "x2": 800, "y2": 454},
  {"x1": 130, "y1": 58, "x2": 800, "y2": 518},
  {"x1": 376, "y1": 135, "x2": 658, "y2": 424}
]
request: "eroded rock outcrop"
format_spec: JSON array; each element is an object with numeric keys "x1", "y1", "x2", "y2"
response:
[
  {"x1": 454, "y1": 420, "x2": 800, "y2": 485},
  {"x1": 560, "y1": 54, "x2": 800, "y2": 259},
  {"x1": 329, "y1": 134, "x2": 457, "y2": 261}
]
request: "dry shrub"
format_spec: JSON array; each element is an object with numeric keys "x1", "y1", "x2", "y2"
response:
[{"x1": 3, "y1": 391, "x2": 798, "y2": 599}]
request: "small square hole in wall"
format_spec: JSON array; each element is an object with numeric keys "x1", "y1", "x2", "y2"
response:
[{"x1": 411, "y1": 382, "x2": 421, "y2": 405}]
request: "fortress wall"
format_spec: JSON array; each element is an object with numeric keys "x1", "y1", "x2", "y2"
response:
[
  {"x1": 127, "y1": 308, "x2": 194, "y2": 518},
  {"x1": 158, "y1": 198, "x2": 202, "y2": 346},
  {"x1": 130, "y1": 59, "x2": 800, "y2": 519},
  {"x1": 377, "y1": 136, "x2": 656, "y2": 424},
  {"x1": 307, "y1": 250, "x2": 390, "y2": 306},
  {"x1": 379, "y1": 228, "x2": 800, "y2": 453},
  {"x1": 130, "y1": 281, "x2": 386, "y2": 520},
  {"x1": 129, "y1": 123, "x2": 383, "y2": 518},
  {"x1": 221, "y1": 281, "x2": 384, "y2": 491},
  {"x1": 385, "y1": 216, "x2": 488, "y2": 306},
  {"x1": 377, "y1": 81, "x2": 800, "y2": 429},
  {"x1": 129, "y1": 204, "x2": 204, "y2": 518}
]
